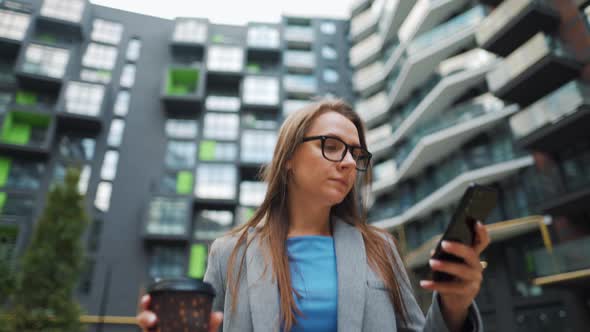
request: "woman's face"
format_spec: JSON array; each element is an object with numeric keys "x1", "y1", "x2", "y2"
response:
[{"x1": 286, "y1": 111, "x2": 359, "y2": 206}]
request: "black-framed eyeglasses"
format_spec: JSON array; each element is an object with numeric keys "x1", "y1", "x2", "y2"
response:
[{"x1": 301, "y1": 135, "x2": 372, "y2": 171}]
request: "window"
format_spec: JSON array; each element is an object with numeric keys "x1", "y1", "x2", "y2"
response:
[
  {"x1": 82, "y1": 43, "x2": 118, "y2": 70},
  {"x1": 1, "y1": 158, "x2": 44, "y2": 191},
  {"x1": 241, "y1": 130, "x2": 276, "y2": 163},
  {"x1": 173, "y1": 19, "x2": 207, "y2": 44},
  {"x1": 22, "y1": 44, "x2": 69, "y2": 78},
  {"x1": 58, "y1": 136, "x2": 95, "y2": 161},
  {"x1": 107, "y1": 119, "x2": 125, "y2": 147},
  {"x1": 113, "y1": 90, "x2": 130, "y2": 116},
  {"x1": 165, "y1": 119, "x2": 198, "y2": 139},
  {"x1": 94, "y1": 181, "x2": 112, "y2": 212},
  {"x1": 321, "y1": 45, "x2": 338, "y2": 60},
  {"x1": 193, "y1": 210, "x2": 234, "y2": 240},
  {"x1": 80, "y1": 69, "x2": 111, "y2": 83},
  {"x1": 239, "y1": 181, "x2": 267, "y2": 206},
  {"x1": 91, "y1": 19, "x2": 123, "y2": 45},
  {"x1": 146, "y1": 197, "x2": 190, "y2": 235},
  {"x1": 320, "y1": 22, "x2": 337, "y2": 34},
  {"x1": 205, "y1": 95, "x2": 240, "y2": 112},
  {"x1": 247, "y1": 25, "x2": 280, "y2": 48},
  {"x1": 100, "y1": 150, "x2": 119, "y2": 181},
  {"x1": 40, "y1": 0, "x2": 85, "y2": 23},
  {"x1": 0, "y1": 9, "x2": 31, "y2": 41},
  {"x1": 149, "y1": 245, "x2": 185, "y2": 279},
  {"x1": 243, "y1": 76, "x2": 279, "y2": 105},
  {"x1": 165, "y1": 141, "x2": 196, "y2": 169},
  {"x1": 195, "y1": 164, "x2": 237, "y2": 200},
  {"x1": 126, "y1": 38, "x2": 141, "y2": 62},
  {"x1": 120, "y1": 64, "x2": 136, "y2": 88},
  {"x1": 64, "y1": 81, "x2": 104, "y2": 116},
  {"x1": 207, "y1": 46, "x2": 243, "y2": 72},
  {"x1": 199, "y1": 141, "x2": 237, "y2": 162},
  {"x1": 323, "y1": 69, "x2": 339, "y2": 83},
  {"x1": 203, "y1": 113, "x2": 239, "y2": 140}
]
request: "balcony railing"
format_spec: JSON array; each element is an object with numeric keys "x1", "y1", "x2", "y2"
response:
[
  {"x1": 0, "y1": 110, "x2": 52, "y2": 153},
  {"x1": 284, "y1": 26, "x2": 314, "y2": 45},
  {"x1": 509, "y1": 80, "x2": 590, "y2": 150},
  {"x1": 350, "y1": 33, "x2": 383, "y2": 68},
  {"x1": 283, "y1": 75, "x2": 317, "y2": 95},
  {"x1": 353, "y1": 60, "x2": 384, "y2": 93},
  {"x1": 350, "y1": 7, "x2": 378, "y2": 41},
  {"x1": 476, "y1": 0, "x2": 560, "y2": 56},
  {"x1": 528, "y1": 236, "x2": 590, "y2": 278},
  {"x1": 284, "y1": 50, "x2": 315, "y2": 70},
  {"x1": 486, "y1": 32, "x2": 581, "y2": 106},
  {"x1": 355, "y1": 91, "x2": 388, "y2": 124},
  {"x1": 407, "y1": 5, "x2": 485, "y2": 56}
]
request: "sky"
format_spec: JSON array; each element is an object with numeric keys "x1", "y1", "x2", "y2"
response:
[{"x1": 90, "y1": 0, "x2": 358, "y2": 25}]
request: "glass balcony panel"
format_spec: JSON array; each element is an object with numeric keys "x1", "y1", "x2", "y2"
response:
[
  {"x1": 0, "y1": 9, "x2": 31, "y2": 41},
  {"x1": 240, "y1": 130, "x2": 276, "y2": 164},
  {"x1": 283, "y1": 75, "x2": 317, "y2": 95},
  {"x1": 350, "y1": 33, "x2": 382, "y2": 67},
  {"x1": 353, "y1": 60, "x2": 384, "y2": 92},
  {"x1": 40, "y1": 0, "x2": 85, "y2": 23},
  {"x1": 351, "y1": 7, "x2": 378, "y2": 38},
  {"x1": 22, "y1": 44, "x2": 69, "y2": 79},
  {"x1": 248, "y1": 25, "x2": 279, "y2": 49},
  {"x1": 283, "y1": 99, "x2": 312, "y2": 116},
  {"x1": 193, "y1": 210, "x2": 234, "y2": 240},
  {"x1": 239, "y1": 181, "x2": 267, "y2": 206},
  {"x1": 173, "y1": 19, "x2": 207, "y2": 44},
  {"x1": 407, "y1": 5, "x2": 485, "y2": 56},
  {"x1": 284, "y1": 26, "x2": 314, "y2": 44},
  {"x1": 529, "y1": 236, "x2": 590, "y2": 277},
  {"x1": 284, "y1": 50, "x2": 315, "y2": 69}
]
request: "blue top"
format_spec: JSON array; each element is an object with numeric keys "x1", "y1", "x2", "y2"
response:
[{"x1": 285, "y1": 235, "x2": 338, "y2": 332}]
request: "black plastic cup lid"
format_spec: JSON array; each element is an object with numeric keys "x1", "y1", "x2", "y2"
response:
[{"x1": 147, "y1": 277, "x2": 216, "y2": 297}]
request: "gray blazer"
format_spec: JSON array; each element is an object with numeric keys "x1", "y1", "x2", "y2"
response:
[{"x1": 204, "y1": 217, "x2": 482, "y2": 332}]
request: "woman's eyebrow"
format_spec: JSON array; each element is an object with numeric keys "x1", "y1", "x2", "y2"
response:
[{"x1": 322, "y1": 133, "x2": 361, "y2": 146}]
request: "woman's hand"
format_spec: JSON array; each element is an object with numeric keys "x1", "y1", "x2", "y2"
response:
[
  {"x1": 420, "y1": 221, "x2": 490, "y2": 332},
  {"x1": 136, "y1": 294, "x2": 223, "y2": 332}
]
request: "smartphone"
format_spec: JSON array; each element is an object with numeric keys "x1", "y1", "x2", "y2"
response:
[{"x1": 431, "y1": 183, "x2": 498, "y2": 282}]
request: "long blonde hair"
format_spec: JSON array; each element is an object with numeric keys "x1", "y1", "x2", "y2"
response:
[{"x1": 226, "y1": 99, "x2": 409, "y2": 330}]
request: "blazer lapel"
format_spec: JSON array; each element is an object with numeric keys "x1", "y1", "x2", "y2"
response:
[
  {"x1": 333, "y1": 217, "x2": 366, "y2": 332},
  {"x1": 246, "y1": 228, "x2": 281, "y2": 332}
]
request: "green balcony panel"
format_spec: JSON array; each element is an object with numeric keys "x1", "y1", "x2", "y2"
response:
[
  {"x1": 166, "y1": 68, "x2": 200, "y2": 96},
  {"x1": 188, "y1": 244, "x2": 207, "y2": 279},
  {"x1": 15, "y1": 91, "x2": 37, "y2": 105},
  {"x1": 176, "y1": 171, "x2": 193, "y2": 194},
  {"x1": 212, "y1": 34, "x2": 224, "y2": 43},
  {"x1": 247, "y1": 63, "x2": 261, "y2": 73},
  {"x1": 1, "y1": 111, "x2": 50, "y2": 145},
  {"x1": 199, "y1": 140, "x2": 216, "y2": 161},
  {"x1": 0, "y1": 192, "x2": 6, "y2": 214},
  {"x1": 0, "y1": 158, "x2": 11, "y2": 187}
]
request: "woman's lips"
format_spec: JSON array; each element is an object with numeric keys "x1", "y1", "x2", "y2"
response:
[{"x1": 329, "y1": 178, "x2": 348, "y2": 187}]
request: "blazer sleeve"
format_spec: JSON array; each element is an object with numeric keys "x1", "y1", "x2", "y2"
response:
[
  {"x1": 204, "y1": 238, "x2": 226, "y2": 313},
  {"x1": 386, "y1": 235, "x2": 483, "y2": 332}
]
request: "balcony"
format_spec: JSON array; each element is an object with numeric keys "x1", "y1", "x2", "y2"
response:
[
  {"x1": 355, "y1": 91, "x2": 388, "y2": 125},
  {"x1": 170, "y1": 18, "x2": 208, "y2": 53},
  {"x1": 161, "y1": 66, "x2": 205, "y2": 113},
  {"x1": 283, "y1": 99, "x2": 312, "y2": 117},
  {"x1": 284, "y1": 50, "x2": 315, "y2": 73},
  {"x1": 372, "y1": 59, "x2": 496, "y2": 158},
  {"x1": 283, "y1": 74, "x2": 317, "y2": 97},
  {"x1": 241, "y1": 76, "x2": 280, "y2": 109},
  {"x1": 142, "y1": 196, "x2": 192, "y2": 243},
  {"x1": 284, "y1": 26, "x2": 314, "y2": 48},
  {"x1": 372, "y1": 97, "x2": 517, "y2": 193},
  {"x1": 371, "y1": 155, "x2": 534, "y2": 230},
  {"x1": 57, "y1": 81, "x2": 106, "y2": 133},
  {"x1": 350, "y1": 6, "x2": 379, "y2": 42},
  {"x1": 0, "y1": 109, "x2": 53, "y2": 159},
  {"x1": 379, "y1": 0, "x2": 417, "y2": 41},
  {"x1": 392, "y1": 100, "x2": 517, "y2": 185},
  {"x1": 350, "y1": 33, "x2": 383, "y2": 68},
  {"x1": 510, "y1": 80, "x2": 590, "y2": 152},
  {"x1": 487, "y1": 32, "x2": 581, "y2": 107},
  {"x1": 476, "y1": 0, "x2": 560, "y2": 56},
  {"x1": 247, "y1": 23, "x2": 281, "y2": 53},
  {"x1": 353, "y1": 60, "x2": 384, "y2": 96},
  {"x1": 16, "y1": 43, "x2": 70, "y2": 93},
  {"x1": 530, "y1": 236, "x2": 590, "y2": 288},
  {"x1": 0, "y1": 8, "x2": 32, "y2": 57},
  {"x1": 389, "y1": 6, "x2": 486, "y2": 108},
  {"x1": 37, "y1": 0, "x2": 89, "y2": 38}
]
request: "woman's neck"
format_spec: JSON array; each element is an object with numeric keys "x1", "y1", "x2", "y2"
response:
[{"x1": 286, "y1": 191, "x2": 332, "y2": 238}]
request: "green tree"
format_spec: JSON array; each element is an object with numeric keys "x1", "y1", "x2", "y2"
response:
[{"x1": 3, "y1": 167, "x2": 89, "y2": 332}]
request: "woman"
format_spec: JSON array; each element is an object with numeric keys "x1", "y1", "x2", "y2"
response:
[{"x1": 138, "y1": 100, "x2": 489, "y2": 332}]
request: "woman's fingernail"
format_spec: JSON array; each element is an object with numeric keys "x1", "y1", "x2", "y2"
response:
[
  {"x1": 429, "y1": 259, "x2": 439, "y2": 267},
  {"x1": 442, "y1": 241, "x2": 450, "y2": 249},
  {"x1": 148, "y1": 313, "x2": 157, "y2": 324}
]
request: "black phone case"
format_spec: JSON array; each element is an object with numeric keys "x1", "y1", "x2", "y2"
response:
[{"x1": 431, "y1": 183, "x2": 498, "y2": 282}]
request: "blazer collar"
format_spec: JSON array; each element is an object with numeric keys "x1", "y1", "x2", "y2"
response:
[{"x1": 245, "y1": 216, "x2": 366, "y2": 332}]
